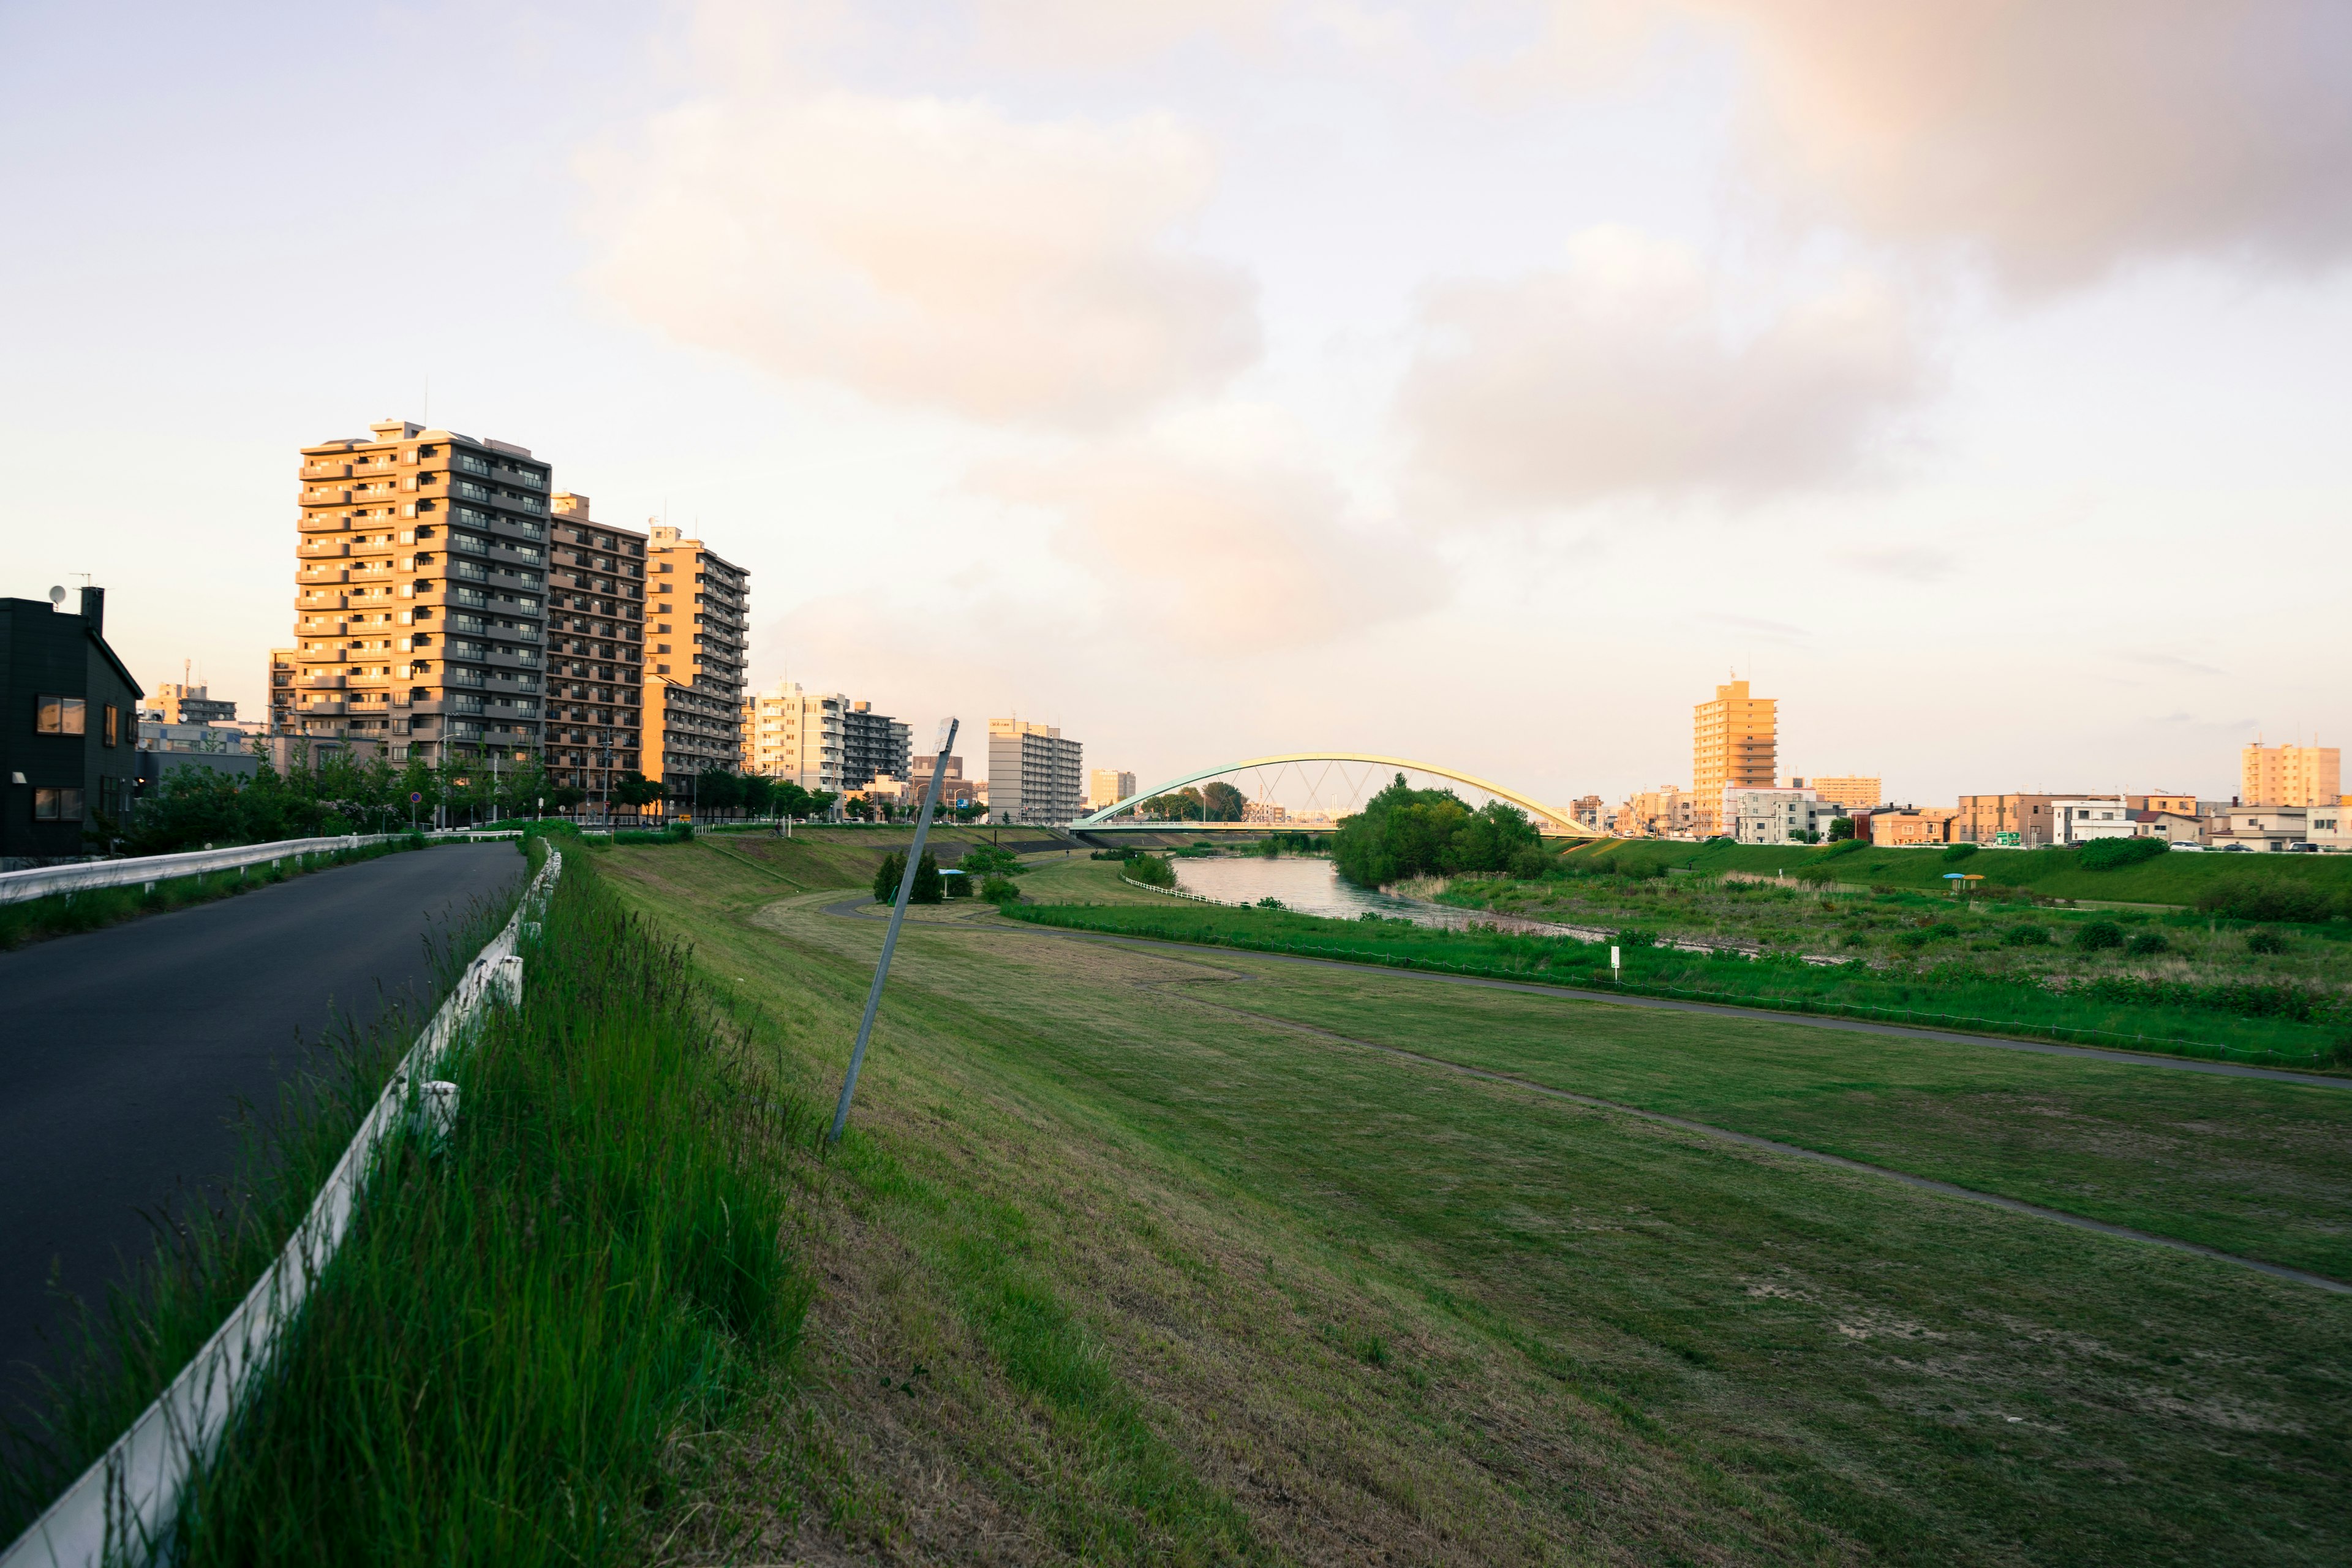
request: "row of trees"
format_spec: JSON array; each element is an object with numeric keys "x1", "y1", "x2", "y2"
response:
[
  {"x1": 1329, "y1": 774, "x2": 1544, "y2": 888},
  {"x1": 1134, "y1": 781, "x2": 1248, "y2": 821}
]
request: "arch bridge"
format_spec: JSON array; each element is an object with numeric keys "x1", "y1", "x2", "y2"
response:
[{"x1": 1069, "y1": 753, "x2": 1602, "y2": 838}]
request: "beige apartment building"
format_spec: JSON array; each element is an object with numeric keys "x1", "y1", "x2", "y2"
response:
[
  {"x1": 146, "y1": 682, "x2": 236, "y2": 725},
  {"x1": 641, "y1": 525, "x2": 748, "y2": 790},
  {"x1": 266, "y1": 650, "x2": 298, "y2": 734},
  {"x1": 1793, "y1": 775, "x2": 1879, "y2": 811},
  {"x1": 989, "y1": 718, "x2": 1084, "y2": 824},
  {"x1": 1616, "y1": 785, "x2": 1697, "y2": 838},
  {"x1": 743, "y1": 678, "x2": 845, "y2": 794},
  {"x1": 543, "y1": 494, "x2": 646, "y2": 803},
  {"x1": 1954, "y1": 793, "x2": 2084, "y2": 847},
  {"x1": 1087, "y1": 769, "x2": 1137, "y2": 811},
  {"x1": 2242, "y1": 742, "x2": 2339, "y2": 808},
  {"x1": 1692, "y1": 679, "x2": 1776, "y2": 835},
  {"x1": 293, "y1": 419, "x2": 551, "y2": 764}
]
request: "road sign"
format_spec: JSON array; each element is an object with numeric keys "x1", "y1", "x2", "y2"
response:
[{"x1": 410, "y1": 791, "x2": 423, "y2": 804}]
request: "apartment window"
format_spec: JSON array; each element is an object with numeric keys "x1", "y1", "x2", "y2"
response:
[
  {"x1": 36, "y1": 695, "x2": 86, "y2": 735},
  {"x1": 34, "y1": 786, "x2": 85, "y2": 821}
]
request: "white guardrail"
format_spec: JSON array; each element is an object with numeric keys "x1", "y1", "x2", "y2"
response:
[
  {"x1": 0, "y1": 849, "x2": 564, "y2": 1568},
  {"x1": 0, "y1": 832, "x2": 535, "y2": 907}
]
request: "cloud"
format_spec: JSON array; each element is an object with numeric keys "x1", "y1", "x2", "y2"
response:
[
  {"x1": 975, "y1": 445, "x2": 1449, "y2": 651},
  {"x1": 1396, "y1": 227, "x2": 1923, "y2": 514},
  {"x1": 1679, "y1": 0, "x2": 2352, "y2": 291},
  {"x1": 1844, "y1": 545, "x2": 1956, "y2": 584},
  {"x1": 578, "y1": 91, "x2": 1259, "y2": 428}
]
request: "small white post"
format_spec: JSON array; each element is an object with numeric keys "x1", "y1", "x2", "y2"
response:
[{"x1": 1610, "y1": 944, "x2": 1621, "y2": 983}]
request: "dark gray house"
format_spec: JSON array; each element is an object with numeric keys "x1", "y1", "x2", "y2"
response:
[{"x1": 2, "y1": 588, "x2": 143, "y2": 865}]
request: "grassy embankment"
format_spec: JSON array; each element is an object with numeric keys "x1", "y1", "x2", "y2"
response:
[
  {"x1": 1011, "y1": 857, "x2": 2350, "y2": 1066},
  {"x1": 1, "y1": 843, "x2": 807, "y2": 1567},
  {"x1": 591, "y1": 835, "x2": 2352, "y2": 1564},
  {"x1": 0, "y1": 834, "x2": 429, "y2": 951}
]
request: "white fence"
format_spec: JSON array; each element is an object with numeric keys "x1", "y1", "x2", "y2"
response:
[
  {"x1": 0, "y1": 831, "x2": 535, "y2": 907},
  {"x1": 0, "y1": 850, "x2": 564, "y2": 1568}
]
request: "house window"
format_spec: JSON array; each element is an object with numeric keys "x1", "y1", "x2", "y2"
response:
[
  {"x1": 34, "y1": 786, "x2": 85, "y2": 821},
  {"x1": 104, "y1": 704, "x2": 120, "y2": 747},
  {"x1": 37, "y1": 696, "x2": 87, "y2": 735}
]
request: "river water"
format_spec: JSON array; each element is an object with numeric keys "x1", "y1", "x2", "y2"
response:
[{"x1": 1169, "y1": 856, "x2": 1610, "y2": 939}]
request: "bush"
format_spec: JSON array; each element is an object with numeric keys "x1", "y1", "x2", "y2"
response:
[
  {"x1": 2125, "y1": 931, "x2": 2169, "y2": 956},
  {"x1": 960, "y1": 843, "x2": 1024, "y2": 878},
  {"x1": 1615, "y1": 928, "x2": 1657, "y2": 948},
  {"x1": 2247, "y1": 929, "x2": 2288, "y2": 956},
  {"x1": 1256, "y1": 896, "x2": 1286, "y2": 910},
  {"x1": 2005, "y1": 924, "x2": 2052, "y2": 947},
  {"x1": 2075, "y1": 920, "x2": 2126, "y2": 951},
  {"x1": 1820, "y1": 838, "x2": 1867, "y2": 859},
  {"x1": 2196, "y1": 876, "x2": 2337, "y2": 923},
  {"x1": 1825, "y1": 816, "x2": 1856, "y2": 842},
  {"x1": 981, "y1": 875, "x2": 1022, "y2": 904},
  {"x1": 1509, "y1": 846, "x2": 1557, "y2": 881},
  {"x1": 945, "y1": 869, "x2": 974, "y2": 898},
  {"x1": 2077, "y1": 836, "x2": 2168, "y2": 870},
  {"x1": 1940, "y1": 843, "x2": 1978, "y2": 863},
  {"x1": 1123, "y1": 854, "x2": 1177, "y2": 889}
]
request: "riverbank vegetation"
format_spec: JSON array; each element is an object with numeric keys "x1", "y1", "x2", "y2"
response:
[{"x1": 1329, "y1": 773, "x2": 1541, "y2": 886}]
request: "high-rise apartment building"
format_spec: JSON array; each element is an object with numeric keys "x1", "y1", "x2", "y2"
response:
[
  {"x1": 543, "y1": 494, "x2": 646, "y2": 804},
  {"x1": 641, "y1": 525, "x2": 748, "y2": 790},
  {"x1": 1791, "y1": 775, "x2": 1879, "y2": 811},
  {"x1": 744, "y1": 679, "x2": 844, "y2": 794},
  {"x1": 1692, "y1": 678, "x2": 1776, "y2": 835},
  {"x1": 843, "y1": 701, "x2": 911, "y2": 789},
  {"x1": 2242, "y1": 742, "x2": 2339, "y2": 808},
  {"x1": 988, "y1": 718, "x2": 1083, "y2": 824},
  {"x1": 1086, "y1": 769, "x2": 1137, "y2": 810},
  {"x1": 294, "y1": 420, "x2": 550, "y2": 764}
]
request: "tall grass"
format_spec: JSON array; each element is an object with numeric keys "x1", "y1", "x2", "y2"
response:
[
  {"x1": 148, "y1": 848, "x2": 808, "y2": 1565},
  {"x1": 1008, "y1": 902, "x2": 2352, "y2": 1068},
  {"x1": 0, "y1": 835, "x2": 426, "y2": 951}
]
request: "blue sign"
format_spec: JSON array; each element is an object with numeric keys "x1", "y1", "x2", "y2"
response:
[{"x1": 410, "y1": 791, "x2": 424, "y2": 804}]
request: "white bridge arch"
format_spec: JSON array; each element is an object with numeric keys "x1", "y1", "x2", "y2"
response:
[{"x1": 1069, "y1": 752, "x2": 1602, "y2": 837}]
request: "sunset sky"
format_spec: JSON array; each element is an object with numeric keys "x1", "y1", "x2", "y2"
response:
[{"x1": 3, "y1": 1, "x2": 2348, "y2": 808}]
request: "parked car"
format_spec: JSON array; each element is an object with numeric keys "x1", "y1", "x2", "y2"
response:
[{"x1": 2168, "y1": 842, "x2": 2204, "y2": 851}]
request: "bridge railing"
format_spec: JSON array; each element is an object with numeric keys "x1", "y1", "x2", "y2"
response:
[{"x1": 0, "y1": 835, "x2": 408, "y2": 907}]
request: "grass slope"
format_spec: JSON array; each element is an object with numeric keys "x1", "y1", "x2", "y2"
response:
[{"x1": 600, "y1": 842, "x2": 2352, "y2": 1566}]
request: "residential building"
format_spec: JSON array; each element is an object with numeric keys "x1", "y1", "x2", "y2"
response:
[
  {"x1": 1087, "y1": 769, "x2": 1138, "y2": 811},
  {"x1": 2136, "y1": 793, "x2": 2198, "y2": 818},
  {"x1": 2212, "y1": 806, "x2": 2310, "y2": 852},
  {"x1": 1692, "y1": 678, "x2": 1776, "y2": 835},
  {"x1": 2, "y1": 588, "x2": 141, "y2": 865},
  {"x1": 1954, "y1": 793, "x2": 2084, "y2": 848},
  {"x1": 2133, "y1": 810, "x2": 2206, "y2": 846},
  {"x1": 907, "y1": 753, "x2": 982, "y2": 810},
  {"x1": 2242, "y1": 742, "x2": 2339, "y2": 808},
  {"x1": 1791, "y1": 775, "x2": 1879, "y2": 811},
  {"x1": 145, "y1": 682, "x2": 235, "y2": 725},
  {"x1": 642, "y1": 525, "x2": 748, "y2": 790},
  {"x1": 137, "y1": 721, "x2": 251, "y2": 755},
  {"x1": 266, "y1": 649, "x2": 298, "y2": 733},
  {"x1": 2308, "y1": 803, "x2": 2351, "y2": 852},
  {"x1": 295, "y1": 418, "x2": 552, "y2": 766},
  {"x1": 1570, "y1": 794, "x2": 1604, "y2": 829},
  {"x1": 1727, "y1": 786, "x2": 1842, "y2": 846},
  {"x1": 989, "y1": 718, "x2": 1084, "y2": 825},
  {"x1": 842, "y1": 701, "x2": 911, "y2": 790},
  {"x1": 743, "y1": 679, "x2": 845, "y2": 794},
  {"x1": 2049, "y1": 797, "x2": 2138, "y2": 844},
  {"x1": 1243, "y1": 800, "x2": 1288, "y2": 824},
  {"x1": 544, "y1": 494, "x2": 646, "y2": 805},
  {"x1": 1617, "y1": 785, "x2": 1697, "y2": 838},
  {"x1": 1866, "y1": 807, "x2": 1960, "y2": 846}
]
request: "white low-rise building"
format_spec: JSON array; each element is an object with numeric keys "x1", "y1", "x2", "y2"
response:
[
  {"x1": 2049, "y1": 797, "x2": 2138, "y2": 844},
  {"x1": 2308, "y1": 803, "x2": 2352, "y2": 852},
  {"x1": 1727, "y1": 787, "x2": 1844, "y2": 846},
  {"x1": 2211, "y1": 805, "x2": 2310, "y2": 852}
]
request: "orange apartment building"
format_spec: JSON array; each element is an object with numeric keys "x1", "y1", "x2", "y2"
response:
[
  {"x1": 641, "y1": 524, "x2": 749, "y2": 794},
  {"x1": 1793, "y1": 775, "x2": 1880, "y2": 811},
  {"x1": 2242, "y1": 742, "x2": 2340, "y2": 808},
  {"x1": 1693, "y1": 679, "x2": 1776, "y2": 835},
  {"x1": 544, "y1": 494, "x2": 646, "y2": 804},
  {"x1": 293, "y1": 420, "x2": 552, "y2": 765}
]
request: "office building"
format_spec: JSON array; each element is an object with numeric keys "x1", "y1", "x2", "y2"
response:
[
  {"x1": 146, "y1": 682, "x2": 236, "y2": 725},
  {"x1": 744, "y1": 679, "x2": 845, "y2": 794},
  {"x1": 642, "y1": 525, "x2": 747, "y2": 788},
  {"x1": 989, "y1": 718, "x2": 1083, "y2": 824},
  {"x1": 543, "y1": 494, "x2": 646, "y2": 804},
  {"x1": 2242, "y1": 742, "x2": 2339, "y2": 808},
  {"x1": 295, "y1": 418, "x2": 551, "y2": 764},
  {"x1": 2, "y1": 588, "x2": 141, "y2": 865},
  {"x1": 1792, "y1": 775, "x2": 1879, "y2": 811},
  {"x1": 843, "y1": 701, "x2": 911, "y2": 790},
  {"x1": 1693, "y1": 679, "x2": 1776, "y2": 835},
  {"x1": 1087, "y1": 769, "x2": 1137, "y2": 811}
]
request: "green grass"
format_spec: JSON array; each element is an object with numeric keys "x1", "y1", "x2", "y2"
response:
[
  {"x1": 1003, "y1": 894, "x2": 2352, "y2": 1066},
  {"x1": 0, "y1": 835, "x2": 429, "y2": 951},
  {"x1": 595, "y1": 842, "x2": 2352, "y2": 1564}
]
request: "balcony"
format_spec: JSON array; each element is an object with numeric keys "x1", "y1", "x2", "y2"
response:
[
  {"x1": 298, "y1": 512, "x2": 348, "y2": 532},
  {"x1": 298, "y1": 566, "x2": 349, "y2": 584},
  {"x1": 304, "y1": 674, "x2": 347, "y2": 690},
  {"x1": 300, "y1": 463, "x2": 353, "y2": 479},
  {"x1": 298, "y1": 540, "x2": 349, "y2": 558}
]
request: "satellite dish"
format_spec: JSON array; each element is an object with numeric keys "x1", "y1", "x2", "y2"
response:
[{"x1": 48, "y1": 586, "x2": 66, "y2": 605}]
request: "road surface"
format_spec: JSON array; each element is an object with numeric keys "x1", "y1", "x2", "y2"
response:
[{"x1": 0, "y1": 842, "x2": 521, "y2": 1420}]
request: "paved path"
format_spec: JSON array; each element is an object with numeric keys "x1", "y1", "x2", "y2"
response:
[{"x1": 0, "y1": 843, "x2": 521, "y2": 1418}]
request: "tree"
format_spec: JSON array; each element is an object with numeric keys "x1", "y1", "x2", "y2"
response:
[
  {"x1": 1329, "y1": 774, "x2": 1537, "y2": 888},
  {"x1": 910, "y1": 850, "x2": 943, "y2": 903},
  {"x1": 1202, "y1": 781, "x2": 1246, "y2": 821},
  {"x1": 695, "y1": 767, "x2": 744, "y2": 818},
  {"x1": 1826, "y1": 816, "x2": 1856, "y2": 842},
  {"x1": 739, "y1": 773, "x2": 777, "y2": 817},
  {"x1": 960, "y1": 843, "x2": 1022, "y2": 878},
  {"x1": 612, "y1": 771, "x2": 662, "y2": 810},
  {"x1": 873, "y1": 851, "x2": 905, "y2": 903},
  {"x1": 1141, "y1": 788, "x2": 1204, "y2": 821}
]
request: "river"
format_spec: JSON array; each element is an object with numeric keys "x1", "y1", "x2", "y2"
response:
[{"x1": 1169, "y1": 856, "x2": 1611, "y2": 939}]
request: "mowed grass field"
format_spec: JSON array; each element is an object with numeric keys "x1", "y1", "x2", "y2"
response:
[{"x1": 605, "y1": 840, "x2": 2352, "y2": 1565}]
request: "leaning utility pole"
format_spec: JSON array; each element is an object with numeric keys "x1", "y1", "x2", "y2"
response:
[{"x1": 831, "y1": 717, "x2": 959, "y2": 1141}]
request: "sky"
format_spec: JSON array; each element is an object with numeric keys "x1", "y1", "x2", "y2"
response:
[{"x1": 2, "y1": 0, "x2": 2348, "y2": 810}]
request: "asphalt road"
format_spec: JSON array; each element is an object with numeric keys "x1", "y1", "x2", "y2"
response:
[{"x1": 0, "y1": 842, "x2": 521, "y2": 1420}]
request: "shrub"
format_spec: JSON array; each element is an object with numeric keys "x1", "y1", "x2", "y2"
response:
[
  {"x1": 960, "y1": 843, "x2": 1024, "y2": 878},
  {"x1": 981, "y1": 875, "x2": 1022, "y2": 904},
  {"x1": 2077, "y1": 837, "x2": 2167, "y2": 870},
  {"x1": 1825, "y1": 816, "x2": 1856, "y2": 842},
  {"x1": 1821, "y1": 838, "x2": 1867, "y2": 859},
  {"x1": 873, "y1": 851, "x2": 905, "y2": 903},
  {"x1": 2196, "y1": 876, "x2": 2337, "y2": 923},
  {"x1": 1941, "y1": 843, "x2": 1978, "y2": 863},
  {"x1": 1615, "y1": 928, "x2": 1656, "y2": 948},
  {"x1": 2247, "y1": 929, "x2": 2288, "y2": 956},
  {"x1": 2075, "y1": 920, "x2": 2126, "y2": 951},
  {"x1": 944, "y1": 869, "x2": 974, "y2": 898},
  {"x1": 1123, "y1": 854, "x2": 1177, "y2": 889},
  {"x1": 2125, "y1": 931, "x2": 2169, "y2": 956},
  {"x1": 2005, "y1": 924, "x2": 2051, "y2": 947},
  {"x1": 910, "y1": 850, "x2": 943, "y2": 904},
  {"x1": 1256, "y1": 897, "x2": 1286, "y2": 910}
]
